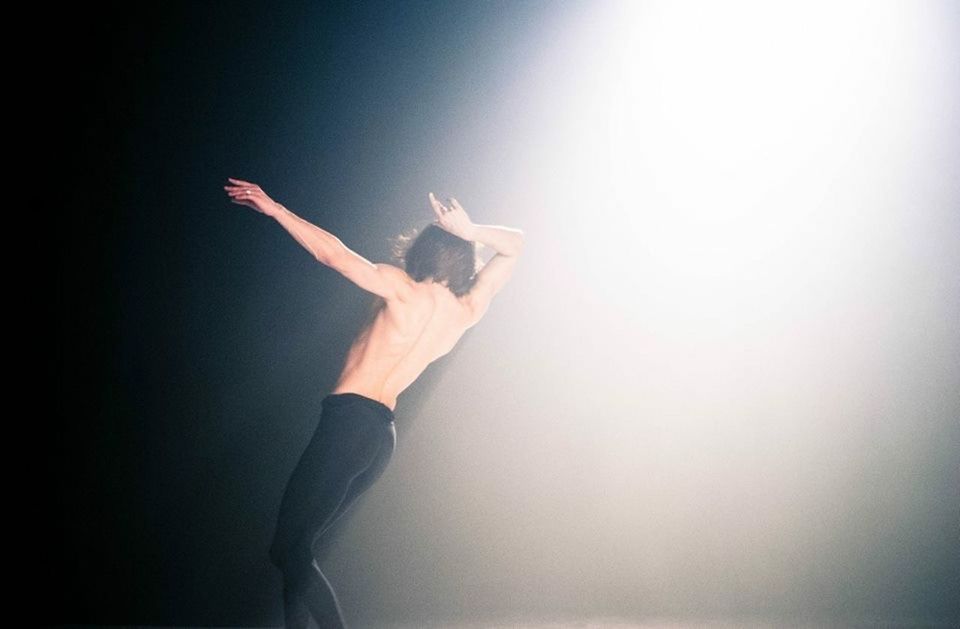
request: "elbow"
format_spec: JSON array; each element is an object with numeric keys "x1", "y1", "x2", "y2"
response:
[{"x1": 510, "y1": 229, "x2": 525, "y2": 256}]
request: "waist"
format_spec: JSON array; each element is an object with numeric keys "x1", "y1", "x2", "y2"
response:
[{"x1": 323, "y1": 391, "x2": 395, "y2": 422}]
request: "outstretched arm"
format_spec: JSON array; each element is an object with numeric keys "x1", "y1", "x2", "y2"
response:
[{"x1": 225, "y1": 178, "x2": 412, "y2": 301}]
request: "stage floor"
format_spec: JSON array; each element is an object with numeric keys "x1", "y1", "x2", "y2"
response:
[{"x1": 52, "y1": 618, "x2": 956, "y2": 629}]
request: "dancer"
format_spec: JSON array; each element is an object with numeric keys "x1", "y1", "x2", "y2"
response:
[{"x1": 224, "y1": 178, "x2": 524, "y2": 628}]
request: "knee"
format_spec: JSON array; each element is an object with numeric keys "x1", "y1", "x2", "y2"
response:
[{"x1": 274, "y1": 539, "x2": 314, "y2": 582}]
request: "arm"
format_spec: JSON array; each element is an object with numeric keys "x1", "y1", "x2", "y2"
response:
[
  {"x1": 225, "y1": 178, "x2": 413, "y2": 302},
  {"x1": 463, "y1": 224, "x2": 525, "y2": 325},
  {"x1": 428, "y1": 194, "x2": 525, "y2": 326},
  {"x1": 470, "y1": 223, "x2": 525, "y2": 257},
  {"x1": 272, "y1": 204, "x2": 414, "y2": 302}
]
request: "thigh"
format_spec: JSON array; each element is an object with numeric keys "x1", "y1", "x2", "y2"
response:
[
  {"x1": 310, "y1": 422, "x2": 396, "y2": 557},
  {"x1": 270, "y1": 404, "x2": 387, "y2": 569},
  {"x1": 340, "y1": 421, "x2": 396, "y2": 506}
]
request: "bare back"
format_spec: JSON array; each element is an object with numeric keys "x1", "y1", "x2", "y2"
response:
[
  {"x1": 223, "y1": 178, "x2": 523, "y2": 413},
  {"x1": 329, "y1": 280, "x2": 474, "y2": 411}
]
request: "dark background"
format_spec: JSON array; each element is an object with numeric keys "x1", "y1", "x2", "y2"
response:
[{"x1": 56, "y1": 1, "x2": 547, "y2": 624}]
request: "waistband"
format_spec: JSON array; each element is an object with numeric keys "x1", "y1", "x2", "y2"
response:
[{"x1": 322, "y1": 392, "x2": 395, "y2": 423}]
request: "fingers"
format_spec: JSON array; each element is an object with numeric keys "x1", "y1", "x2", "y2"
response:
[
  {"x1": 429, "y1": 192, "x2": 470, "y2": 227},
  {"x1": 224, "y1": 179, "x2": 267, "y2": 214},
  {"x1": 228, "y1": 195, "x2": 267, "y2": 214},
  {"x1": 225, "y1": 183, "x2": 260, "y2": 192},
  {"x1": 428, "y1": 192, "x2": 449, "y2": 217},
  {"x1": 224, "y1": 182, "x2": 262, "y2": 202},
  {"x1": 228, "y1": 197, "x2": 255, "y2": 209}
]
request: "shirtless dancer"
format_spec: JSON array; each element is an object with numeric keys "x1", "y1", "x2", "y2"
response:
[{"x1": 224, "y1": 178, "x2": 524, "y2": 628}]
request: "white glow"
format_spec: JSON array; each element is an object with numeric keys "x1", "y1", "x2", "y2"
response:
[
  {"x1": 338, "y1": 2, "x2": 960, "y2": 623},
  {"x1": 543, "y1": 0, "x2": 929, "y2": 312}
]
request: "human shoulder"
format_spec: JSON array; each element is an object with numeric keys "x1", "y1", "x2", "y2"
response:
[
  {"x1": 373, "y1": 262, "x2": 413, "y2": 283},
  {"x1": 373, "y1": 263, "x2": 416, "y2": 301}
]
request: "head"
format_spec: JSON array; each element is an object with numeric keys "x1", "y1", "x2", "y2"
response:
[{"x1": 392, "y1": 223, "x2": 479, "y2": 297}]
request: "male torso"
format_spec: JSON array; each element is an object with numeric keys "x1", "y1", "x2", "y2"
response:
[{"x1": 330, "y1": 277, "x2": 474, "y2": 411}]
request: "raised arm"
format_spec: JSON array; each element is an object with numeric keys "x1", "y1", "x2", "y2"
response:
[
  {"x1": 429, "y1": 193, "x2": 524, "y2": 326},
  {"x1": 225, "y1": 178, "x2": 413, "y2": 302}
]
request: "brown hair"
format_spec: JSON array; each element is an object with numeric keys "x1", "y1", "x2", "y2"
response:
[{"x1": 391, "y1": 223, "x2": 479, "y2": 297}]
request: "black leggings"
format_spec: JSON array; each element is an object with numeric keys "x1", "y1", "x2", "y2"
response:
[{"x1": 269, "y1": 392, "x2": 397, "y2": 628}]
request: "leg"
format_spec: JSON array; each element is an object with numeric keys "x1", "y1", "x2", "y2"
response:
[
  {"x1": 311, "y1": 421, "x2": 397, "y2": 560},
  {"x1": 302, "y1": 558, "x2": 349, "y2": 629},
  {"x1": 283, "y1": 558, "x2": 348, "y2": 629},
  {"x1": 282, "y1": 573, "x2": 312, "y2": 629},
  {"x1": 270, "y1": 413, "x2": 386, "y2": 569},
  {"x1": 271, "y1": 396, "x2": 396, "y2": 627}
]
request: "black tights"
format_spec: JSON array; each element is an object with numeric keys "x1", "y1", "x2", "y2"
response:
[
  {"x1": 282, "y1": 557, "x2": 349, "y2": 629},
  {"x1": 270, "y1": 392, "x2": 397, "y2": 629}
]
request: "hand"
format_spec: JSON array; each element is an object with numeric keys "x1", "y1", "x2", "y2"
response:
[
  {"x1": 224, "y1": 178, "x2": 283, "y2": 217},
  {"x1": 429, "y1": 192, "x2": 476, "y2": 241}
]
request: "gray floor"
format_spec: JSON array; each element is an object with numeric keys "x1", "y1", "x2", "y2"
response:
[{"x1": 50, "y1": 618, "x2": 958, "y2": 629}]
